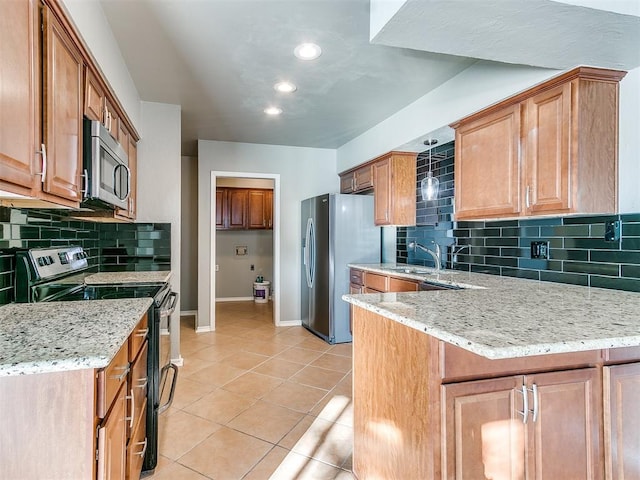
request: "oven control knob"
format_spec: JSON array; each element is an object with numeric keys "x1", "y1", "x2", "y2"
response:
[
  {"x1": 59, "y1": 253, "x2": 69, "y2": 264},
  {"x1": 38, "y1": 257, "x2": 46, "y2": 266},
  {"x1": 45, "y1": 256, "x2": 54, "y2": 265}
]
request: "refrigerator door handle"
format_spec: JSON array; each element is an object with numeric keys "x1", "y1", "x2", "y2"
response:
[{"x1": 305, "y1": 217, "x2": 315, "y2": 288}]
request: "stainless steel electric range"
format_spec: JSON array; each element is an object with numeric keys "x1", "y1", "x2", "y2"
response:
[{"x1": 13, "y1": 245, "x2": 178, "y2": 474}]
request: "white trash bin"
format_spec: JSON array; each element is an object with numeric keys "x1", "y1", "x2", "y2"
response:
[{"x1": 253, "y1": 281, "x2": 270, "y2": 303}]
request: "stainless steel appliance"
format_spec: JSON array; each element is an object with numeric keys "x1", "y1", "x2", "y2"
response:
[
  {"x1": 13, "y1": 246, "x2": 177, "y2": 474},
  {"x1": 82, "y1": 118, "x2": 131, "y2": 210},
  {"x1": 301, "y1": 193, "x2": 380, "y2": 343}
]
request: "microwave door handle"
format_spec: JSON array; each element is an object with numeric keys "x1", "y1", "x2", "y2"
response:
[{"x1": 125, "y1": 164, "x2": 131, "y2": 200}]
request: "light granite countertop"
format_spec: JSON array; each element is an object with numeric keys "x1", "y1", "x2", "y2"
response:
[
  {"x1": 85, "y1": 271, "x2": 172, "y2": 285},
  {"x1": 345, "y1": 263, "x2": 640, "y2": 360},
  {"x1": 0, "y1": 298, "x2": 153, "y2": 376}
]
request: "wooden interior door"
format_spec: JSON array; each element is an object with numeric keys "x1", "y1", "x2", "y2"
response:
[
  {"x1": 0, "y1": 0, "x2": 39, "y2": 194},
  {"x1": 524, "y1": 83, "x2": 571, "y2": 215},
  {"x1": 604, "y1": 362, "x2": 640, "y2": 480},
  {"x1": 526, "y1": 368, "x2": 603, "y2": 480},
  {"x1": 442, "y1": 376, "x2": 525, "y2": 480},
  {"x1": 42, "y1": 5, "x2": 83, "y2": 203},
  {"x1": 454, "y1": 104, "x2": 521, "y2": 220}
]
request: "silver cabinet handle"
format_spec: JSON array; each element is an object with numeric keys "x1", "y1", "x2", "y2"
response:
[
  {"x1": 36, "y1": 144, "x2": 47, "y2": 183},
  {"x1": 531, "y1": 383, "x2": 539, "y2": 422},
  {"x1": 135, "y1": 328, "x2": 149, "y2": 338},
  {"x1": 125, "y1": 388, "x2": 135, "y2": 429},
  {"x1": 517, "y1": 384, "x2": 529, "y2": 423},
  {"x1": 110, "y1": 364, "x2": 130, "y2": 382},
  {"x1": 135, "y1": 438, "x2": 148, "y2": 458},
  {"x1": 82, "y1": 169, "x2": 89, "y2": 197},
  {"x1": 136, "y1": 376, "x2": 148, "y2": 390},
  {"x1": 525, "y1": 185, "x2": 530, "y2": 208}
]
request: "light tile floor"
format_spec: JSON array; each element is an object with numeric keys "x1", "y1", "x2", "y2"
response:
[{"x1": 149, "y1": 301, "x2": 355, "y2": 480}]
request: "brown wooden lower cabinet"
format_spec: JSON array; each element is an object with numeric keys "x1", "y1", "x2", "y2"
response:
[
  {"x1": 604, "y1": 362, "x2": 640, "y2": 480},
  {"x1": 0, "y1": 314, "x2": 148, "y2": 480},
  {"x1": 351, "y1": 305, "x2": 639, "y2": 480}
]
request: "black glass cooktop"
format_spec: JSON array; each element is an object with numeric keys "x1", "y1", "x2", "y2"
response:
[{"x1": 53, "y1": 284, "x2": 166, "y2": 303}]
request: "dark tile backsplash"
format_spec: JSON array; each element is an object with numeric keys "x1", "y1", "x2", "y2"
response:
[
  {"x1": 398, "y1": 141, "x2": 640, "y2": 293},
  {"x1": 0, "y1": 207, "x2": 171, "y2": 305}
]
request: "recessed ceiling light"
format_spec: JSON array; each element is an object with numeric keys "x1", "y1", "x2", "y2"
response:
[
  {"x1": 264, "y1": 107, "x2": 283, "y2": 116},
  {"x1": 294, "y1": 43, "x2": 322, "y2": 60},
  {"x1": 274, "y1": 81, "x2": 297, "y2": 93}
]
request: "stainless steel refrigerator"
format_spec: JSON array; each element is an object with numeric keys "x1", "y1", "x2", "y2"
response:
[{"x1": 301, "y1": 193, "x2": 380, "y2": 343}]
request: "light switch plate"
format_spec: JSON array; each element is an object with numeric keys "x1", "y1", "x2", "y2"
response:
[
  {"x1": 604, "y1": 220, "x2": 621, "y2": 242},
  {"x1": 531, "y1": 241, "x2": 549, "y2": 259},
  {"x1": 235, "y1": 245, "x2": 247, "y2": 256}
]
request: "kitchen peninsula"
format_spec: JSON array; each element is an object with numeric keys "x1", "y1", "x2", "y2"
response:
[
  {"x1": 344, "y1": 264, "x2": 640, "y2": 480},
  {"x1": 0, "y1": 298, "x2": 153, "y2": 479}
]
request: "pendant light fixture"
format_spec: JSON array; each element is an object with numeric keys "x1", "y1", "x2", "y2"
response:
[{"x1": 421, "y1": 139, "x2": 439, "y2": 201}]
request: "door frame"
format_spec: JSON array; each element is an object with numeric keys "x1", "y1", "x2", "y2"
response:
[{"x1": 208, "y1": 171, "x2": 281, "y2": 331}]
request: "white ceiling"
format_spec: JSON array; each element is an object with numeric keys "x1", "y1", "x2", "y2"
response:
[{"x1": 99, "y1": 0, "x2": 639, "y2": 156}]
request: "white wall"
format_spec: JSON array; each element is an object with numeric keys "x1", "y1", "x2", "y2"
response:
[
  {"x1": 337, "y1": 62, "x2": 640, "y2": 212},
  {"x1": 138, "y1": 101, "x2": 182, "y2": 363},
  {"x1": 216, "y1": 230, "x2": 273, "y2": 299},
  {"x1": 181, "y1": 156, "x2": 198, "y2": 311},
  {"x1": 61, "y1": 0, "x2": 141, "y2": 130},
  {"x1": 198, "y1": 141, "x2": 338, "y2": 329}
]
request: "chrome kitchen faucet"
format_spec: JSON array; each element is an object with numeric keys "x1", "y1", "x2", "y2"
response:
[{"x1": 408, "y1": 241, "x2": 441, "y2": 272}]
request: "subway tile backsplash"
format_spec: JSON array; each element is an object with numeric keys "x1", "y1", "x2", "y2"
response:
[
  {"x1": 0, "y1": 207, "x2": 171, "y2": 305},
  {"x1": 398, "y1": 141, "x2": 640, "y2": 293}
]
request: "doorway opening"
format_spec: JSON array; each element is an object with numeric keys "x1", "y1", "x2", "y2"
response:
[{"x1": 209, "y1": 172, "x2": 281, "y2": 331}]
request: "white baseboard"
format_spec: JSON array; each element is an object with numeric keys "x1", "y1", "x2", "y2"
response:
[
  {"x1": 216, "y1": 296, "x2": 254, "y2": 302},
  {"x1": 170, "y1": 355, "x2": 184, "y2": 367},
  {"x1": 196, "y1": 325, "x2": 214, "y2": 333},
  {"x1": 180, "y1": 310, "x2": 198, "y2": 318},
  {"x1": 160, "y1": 329, "x2": 169, "y2": 336},
  {"x1": 277, "y1": 320, "x2": 302, "y2": 327}
]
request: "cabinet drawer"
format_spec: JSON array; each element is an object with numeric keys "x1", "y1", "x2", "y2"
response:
[
  {"x1": 388, "y1": 277, "x2": 419, "y2": 292},
  {"x1": 364, "y1": 272, "x2": 387, "y2": 292},
  {"x1": 603, "y1": 346, "x2": 640, "y2": 365},
  {"x1": 127, "y1": 341, "x2": 148, "y2": 439},
  {"x1": 129, "y1": 313, "x2": 148, "y2": 362},
  {"x1": 350, "y1": 268, "x2": 364, "y2": 286},
  {"x1": 441, "y1": 342, "x2": 601, "y2": 383},
  {"x1": 126, "y1": 402, "x2": 147, "y2": 480},
  {"x1": 97, "y1": 340, "x2": 129, "y2": 418}
]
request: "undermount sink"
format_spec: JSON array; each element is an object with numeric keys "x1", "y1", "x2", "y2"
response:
[{"x1": 387, "y1": 266, "x2": 457, "y2": 275}]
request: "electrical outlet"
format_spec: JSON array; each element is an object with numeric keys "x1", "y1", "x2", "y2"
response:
[
  {"x1": 215, "y1": 264, "x2": 219, "y2": 272},
  {"x1": 250, "y1": 264, "x2": 255, "y2": 271},
  {"x1": 604, "y1": 220, "x2": 621, "y2": 242},
  {"x1": 531, "y1": 241, "x2": 549, "y2": 259}
]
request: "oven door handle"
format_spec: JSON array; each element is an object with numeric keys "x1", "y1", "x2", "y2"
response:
[
  {"x1": 160, "y1": 291, "x2": 178, "y2": 319},
  {"x1": 158, "y1": 363, "x2": 178, "y2": 414}
]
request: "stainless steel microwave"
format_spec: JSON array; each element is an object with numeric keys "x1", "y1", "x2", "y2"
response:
[{"x1": 82, "y1": 118, "x2": 130, "y2": 210}]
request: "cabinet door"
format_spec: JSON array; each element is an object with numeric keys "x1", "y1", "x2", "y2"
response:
[
  {"x1": 84, "y1": 69, "x2": 105, "y2": 123},
  {"x1": 604, "y1": 362, "x2": 640, "y2": 480},
  {"x1": 97, "y1": 385, "x2": 127, "y2": 480},
  {"x1": 388, "y1": 277, "x2": 419, "y2": 292},
  {"x1": 227, "y1": 189, "x2": 248, "y2": 229},
  {"x1": 455, "y1": 104, "x2": 521, "y2": 220},
  {"x1": 215, "y1": 188, "x2": 226, "y2": 229},
  {"x1": 340, "y1": 173, "x2": 354, "y2": 193},
  {"x1": 442, "y1": 376, "x2": 525, "y2": 480},
  {"x1": 265, "y1": 190, "x2": 273, "y2": 229},
  {"x1": 373, "y1": 159, "x2": 392, "y2": 225},
  {"x1": 524, "y1": 83, "x2": 571, "y2": 215},
  {"x1": 354, "y1": 165, "x2": 373, "y2": 191},
  {"x1": 248, "y1": 190, "x2": 267, "y2": 229},
  {"x1": 105, "y1": 98, "x2": 119, "y2": 139},
  {"x1": 0, "y1": 0, "x2": 39, "y2": 194},
  {"x1": 527, "y1": 368, "x2": 603, "y2": 480},
  {"x1": 42, "y1": 5, "x2": 83, "y2": 203}
]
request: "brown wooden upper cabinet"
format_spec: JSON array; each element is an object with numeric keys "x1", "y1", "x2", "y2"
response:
[
  {"x1": 339, "y1": 151, "x2": 416, "y2": 226},
  {"x1": 0, "y1": 0, "x2": 139, "y2": 212},
  {"x1": 0, "y1": 0, "x2": 83, "y2": 207},
  {"x1": 451, "y1": 66, "x2": 626, "y2": 221},
  {"x1": 216, "y1": 187, "x2": 273, "y2": 230}
]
